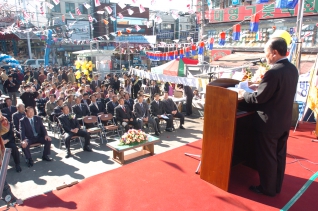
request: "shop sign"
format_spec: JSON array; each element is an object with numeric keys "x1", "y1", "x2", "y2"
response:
[
  {"x1": 210, "y1": 49, "x2": 232, "y2": 61},
  {"x1": 115, "y1": 35, "x2": 156, "y2": 44},
  {"x1": 203, "y1": 0, "x2": 318, "y2": 23}
]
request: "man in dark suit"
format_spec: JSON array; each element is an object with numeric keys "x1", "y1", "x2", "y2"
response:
[
  {"x1": 90, "y1": 75, "x2": 102, "y2": 92},
  {"x1": 106, "y1": 95, "x2": 119, "y2": 116},
  {"x1": 89, "y1": 94, "x2": 105, "y2": 116},
  {"x1": 150, "y1": 93, "x2": 173, "y2": 132},
  {"x1": 183, "y1": 85, "x2": 194, "y2": 116},
  {"x1": 2, "y1": 123, "x2": 21, "y2": 172},
  {"x1": 12, "y1": 104, "x2": 26, "y2": 138},
  {"x1": 104, "y1": 90, "x2": 114, "y2": 105},
  {"x1": 132, "y1": 75, "x2": 142, "y2": 99},
  {"x1": 1, "y1": 98, "x2": 17, "y2": 122},
  {"x1": 96, "y1": 92, "x2": 106, "y2": 111},
  {"x1": 20, "y1": 107, "x2": 52, "y2": 167},
  {"x1": 58, "y1": 105, "x2": 92, "y2": 158},
  {"x1": 52, "y1": 98, "x2": 64, "y2": 118},
  {"x1": 20, "y1": 85, "x2": 39, "y2": 111},
  {"x1": 124, "y1": 93, "x2": 134, "y2": 111},
  {"x1": 162, "y1": 92, "x2": 185, "y2": 130},
  {"x1": 115, "y1": 97, "x2": 139, "y2": 132},
  {"x1": 81, "y1": 93, "x2": 91, "y2": 111},
  {"x1": 72, "y1": 96, "x2": 90, "y2": 119},
  {"x1": 3, "y1": 75, "x2": 19, "y2": 106},
  {"x1": 133, "y1": 94, "x2": 159, "y2": 136},
  {"x1": 149, "y1": 80, "x2": 160, "y2": 101},
  {"x1": 239, "y1": 38, "x2": 299, "y2": 197}
]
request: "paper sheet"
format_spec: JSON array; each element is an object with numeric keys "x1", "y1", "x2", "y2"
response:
[
  {"x1": 160, "y1": 115, "x2": 169, "y2": 119},
  {"x1": 237, "y1": 81, "x2": 255, "y2": 93}
]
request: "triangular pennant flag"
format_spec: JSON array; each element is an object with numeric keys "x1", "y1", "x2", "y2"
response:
[
  {"x1": 172, "y1": 11, "x2": 179, "y2": 20},
  {"x1": 95, "y1": 0, "x2": 101, "y2": 7},
  {"x1": 23, "y1": 11, "x2": 30, "y2": 20},
  {"x1": 126, "y1": 28, "x2": 132, "y2": 33},
  {"x1": 76, "y1": 7, "x2": 82, "y2": 15},
  {"x1": 46, "y1": 2, "x2": 54, "y2": 9},
  {"x1": 103, "y1": 19, "x2": 109, "y2": 24},
  {"x1": 146, "y1": 21, "x2": 151, "y2": 28},
  {"x1": 104, "y1": 35, "x2": 109, "y2": 40},
  {"x1": 97, "y1": 11, "x2": 104, "y2": 14},
  {"x1": 52, "y1": 0, "x2": 59, "y2": 5},
  {"x1": 132, "y1": 0, "x2": 137, "y2": 3},
  {"x1": 110, "y1": 16, "x2": 116, "y2": 21},
  {"x1": 83, "y1": 3, "x2": 91, "y2": 9},
  {"x1": 110, "y1": 32, "x2": 116, "y2": 36},
  {"x1": 105, "y1": 6, "x2": 112, "y2": 14},
  {"x1": 135, "y1": 25, "x2": 141, "y2": 32},
  {"x1": 139, "y1": 4, "x2": 145, "y2": 13},
  {"x1": 118, "y1": 13, "x2": 124, "y2": 19},
  {"x1": 127, "y1": 9, "x2": 134, "y2": 15},
  {"x1": 69, "y1": 11, "x2": 74, "y2": 19},
  {"x1": 117, "y1": 31, "x2": 122, "y2": 36},
  {"x1": 118, "y1": 1, "x2": 126, "y2": 9},
  {"x1": 155, "y1": 16, "x2": 162, "y2": 24},
  {"x1": 88, "y1": 15, "x2": 93, "y2": 22}
]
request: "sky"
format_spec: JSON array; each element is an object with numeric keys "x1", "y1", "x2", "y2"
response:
[{"x1": 110, "y1": 0, "x2": 194, "y2": 12}]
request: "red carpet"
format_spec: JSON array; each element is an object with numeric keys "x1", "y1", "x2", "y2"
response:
[{"x1": 16, "y1": 122, "x2": 318, "y2": 211}]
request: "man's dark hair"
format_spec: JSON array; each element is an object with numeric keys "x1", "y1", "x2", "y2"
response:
[
  {"x1": 89, "y1": 94, "x2": 96, "y2": 99},
  {"x1": 5, "y1": 98, "x2": 11, "y2": 102},
  {"x1": 154, "y1": 93, "x2": 160, "y2": 97},
  {"x1": 268, "y1": 38, "x2": 287, "y2": 56},
  {"x1": 26, "y1": 106, "x2": 34, "y2": 112},
  {"x1": 137, "y1": 94, "x2": 143, "y2": 99},
  {"x1": 118, "y1": 97, "x2": 125, "y2": 101},
  {"x1": 164, "y1": 91, "x2": 168, "y2": 94},
  {"x1": 62, "y1": 104, "x2": 69, "y2": 110},
  {"x1": 83, "y1": 93, "x2": 89, "y2": 97}
]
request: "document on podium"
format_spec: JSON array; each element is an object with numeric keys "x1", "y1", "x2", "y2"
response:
[
  {"x1": 237, "y1": 81, "x2": 254, "y2": 93},
  {"x1": 160, "y1": 115, "x2": 169, "y2": 119}
]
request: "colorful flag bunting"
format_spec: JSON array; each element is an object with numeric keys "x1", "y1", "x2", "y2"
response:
[
  {"x1": 185, "y1": 47, "x2": 190, "y2": 57},
  {"x1": 104, "y1": 35, "x2": 109, "y2": 40},
  {"x1": 172, "y1": 11, "x2": 179, "y2": 20},
  {"x1": 219, "y1": 32, "x2": 226, "y2": 46},
  {"x1": 88, "y1": 15, "x2": 93, "y2": 22},
  {"x1": 127, "y1": 9, "x2": 134, "y2": 15},
  {"x1": 198, "y1": 41, "x2": 205, "y2": 55},
  {"x1": 76, "y1": 7, "x2": 82, "y2": 15},
  {"x1": 23, "y1": 10, "x2": 30, "y2": 20},
  {"x1": 69, "y1": 11, "x2": 74, "y2": 19},
  {"x1": 155, "y1": 16, "x2": 162, "y2": 24},
  {"x1": 83, "y1": 3, "x2": 91, "y2": 9},
  {"x1": 208, "y1": 38, "x2": 214, "y2": 50},
  {"x1": 118, "y1": 13, "x2": 124, "y2": 19},
  {"x1": 40, "y1": 6, "x2": 44, "y2": 15},
  {"x1": 118, "y1": 31, "x2": 122, "y2": 36},
  {"x1": 52, "y1": 0, "x2": 59, "y2": 5},
  {"x1": 232, "y1": 24, "x2": 240, "y2": 41},
  {"x1": 118, "y1": 1, "x2": 126, "y2": 9},
  {"x1": 250, "y1": 14, "x2": 259, "y2": 32},
  {"x1": 139, "y1": 4, "x2": 145, "y2": 13},
  {"x1": 126, "y1": 28, "x2": 132, "y2": 33},
  {"x1": 151, "y1": 0, "x2": 156, "y2": 5},
  {"x1": 110, "y1": 16, "x2": 116, "y2": 21},
  {"x1": 95, "y1": 0, "x2": 101, "y2": 7},
  {"x1": 132, "y1": 0, "x2": 137, "y2": 3},
  {"x1": 105, "y1": 6, "x2": 112, "y2": 14},
  {"x1": 191, "y1": 44, "x2": 196, "y2": 55},
  {"x1": 135, "y1": 25, "x2": 141, "y2": 32},
  {"x1": 46, "y1": 2, "x2": 54, "y2": 9},
  {"x1": 103, "y1": 19, "x2": 109, "y2": 24},
  {"x1": 97, "y1": 11, "x2": 104, "y2": 14}
]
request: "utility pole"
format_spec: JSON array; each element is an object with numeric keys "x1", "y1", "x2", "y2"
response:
[
  {"x1": 199, "y1": 0, "x2": 205, "y2": 64},
  {"x1": 295, "y1": 0, "x2": 305, "y2": 72}
]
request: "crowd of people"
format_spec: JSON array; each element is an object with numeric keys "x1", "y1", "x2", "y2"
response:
[{"x1": 0, "y1": 65, "x2": 195, "y2": 170}]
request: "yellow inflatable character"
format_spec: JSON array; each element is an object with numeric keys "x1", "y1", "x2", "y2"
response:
[{"x1": 271, "y1": 30, "x2": 291, "y2": 46}]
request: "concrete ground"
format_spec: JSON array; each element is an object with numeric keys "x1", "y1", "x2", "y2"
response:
[{"x1": 3, "y1": 98, "x2": 204, "y2": 204}]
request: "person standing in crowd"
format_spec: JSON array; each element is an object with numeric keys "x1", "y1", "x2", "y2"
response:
[
  {"x1": 58, "y1": 105, "x2": 92, "y2": 158},
  {"x1": 115, "y1": 97, "x2": 139, "y2": 132},
  {"x1": 20, "y1": 85, "x2": 39, "y2": 113},
  {"x1": 62, "y1": 70, "x2": 68, "y2": 82},
  {"x1": 149, "y1": 80, "x2": 160, "y2": 101},
  {"x1": 90, "y1": 75, "x2": 101, "y2": 92},
  {"x1": 150, "y1": 93, "x2": 174, "y2": 132},
  {"x1": 133, "y1": 94, "x2": 160, "y2": 136},
  {"x1": 67, "y1": 68, "x2": 75, "y2": 84},
  {"x1": 238, "y1": 38, "x2": 299, "y2": 197},
  {"x1": 183, "y1": 85, "x2": 194, "y2": 116},
  {"x1": 32, "y1": 68, "x2": 39, "y2": 81},
  {"x1": 1, "y1": 98, "x2": 17, "y2": 123},
  {"x1": 24, "y1": 71, "x2": 33, "y2": 83},
  {"x1": 17, "y1": 69, "x2": 24, "y2": 82},
  {"x1": 33, "y1": 79, "x2": 41, "y2": 91},
  {"x1": 162, "y1": 92, "x2": 185, "y2": 130},
  {"x1": 113, "y1": 75, "x2": 120, "y2": 94},
  {"x1": 3, "y1": 75, "x2": 19, "y2": 106},
  {"x1": 20, "y1": 107, "x2": 52, "y2": 166},
  {"x1": 38, "y1": 70, "x2": 47, "y2": 85},
  {"x1": 123, "y1": 73, "x2": 131, "y2": 95},
  {"x1": 132, "y1": 75, "x2": 141, "y2": 99}
]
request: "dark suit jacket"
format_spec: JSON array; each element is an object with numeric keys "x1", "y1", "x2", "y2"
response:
[
  {"x1": 20, "y1": 116, "x2": 47, "y2": 140},
  {"x1": 58, "y1": 114, "x2": 80, "y2": 133},
  {"x1": 81, "y1": 99, "x2": 91, "y2": 110},
  {"x1": 115, "y1": 105, "x2": 134, "y2": 123},
  {"x1": 150, "y1": 85, "x2": 160, "y2": 99},
  {"x1": 91, "y1": 80, "x2": 102, "y2": 91},
  {"x1": 124, "y1": 99, "x2": 134, "y2": 111},
  {"x1": 2, "y1": 123, "x2": 15, "y2": 144},
  {"x1": 52, "y1": 106, "x2": 63, "y2": 117},
  {"x1": 89, "y1": 101, "x2": 105, "y2": 116},
  {"x1": 1, "y1": 106, "x2": 17, "y2": 122},
  {"x1": 12, "y1": 112, "x2": 26, "y2": 131},
  {"x1": 162, "y1": 98, "x2": 178, "y2": 114},
  {"x1": 106, "y1": 101, "x2": 119, "y2": 115},
  {"x1": 150, "y1": 100, "x2": 165, "y2": 117},
  {"x1": 72, "y1": 104, "x2": 90, "y2": 119},
  {"x1": 133, "y1": 102, "x2": 149, "y2": 118},
  {"x1": 242, "y1": 59, "x2": 298, "y2": 133},
  {"x1": 184, "y1": 86, "x2": 194, "y2": 99}
]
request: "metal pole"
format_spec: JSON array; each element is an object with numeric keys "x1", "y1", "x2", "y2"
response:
[
  {"x1": 23, "y1": 0, "x2": 32, "y2": 59},
  {"x1": 295, "y1": 0, "x2": 305, "y2": 72},
  {"x1": 199, "y1": 0, "x2": 205, "y2": 64},
  {"x1": 36, "y1": 5, "x2": 39, "y2": 27}
]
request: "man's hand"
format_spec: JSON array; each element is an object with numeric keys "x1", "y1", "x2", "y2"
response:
[
  {"x1": 249, "y1": 84, "x2": 259, "y2": 91},
  {"x1": 71, "y1": 128, "x2": 79, "y2": 133},
  {"x1": 123, "y1": 119, "x2": 129, "y2": 122},
  {"x1": 130, "y1": 118, "x2": 133, "y2": 121},
  {"x1": 45, "y1": 135, "x2": 52, "y2": 141},
  {"x1": 3, "y1": 139, "x2": 9, "y2": 145},
  {"x1": 21, "y1": 140, "x2": 28, "y2": 148},
  {"x1": 237, "y1": 89, "x2": 246, "y2": 99}
]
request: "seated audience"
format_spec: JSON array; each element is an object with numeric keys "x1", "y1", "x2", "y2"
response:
[
  {"x1": 106, "y1": 95, "x2": 119, "y2": 116},
  {"x1": 12, "y1": 104, "x2": 26, "y2": 138},
  {"x1": 162, "y1": 92, "x2": 185, "y2": 130},
  {"x1": 124, "y1": 92, "x2": 134, "y2": 111},
  {"x1": 72, "y1": 96, "x2": 90, "y2": 119},
  {"x1": 89, "y1": 94, "x2": 105, "y2": 116},
  {"x1": 115, "y1": 97, "x2": 139, "y2": 132},
  {"x1": 45, "y1": 94, "x2": 57, "y2": 122},
  {"x1": 1, "y1": 98, "x2": 17, "y2": 122},
  {"x1": 64, "y1": 95, "x2": 75, "y2": 111}
]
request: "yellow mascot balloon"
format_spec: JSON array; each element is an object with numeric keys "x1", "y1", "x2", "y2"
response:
[
  {"x1": 271, "y1": 30, "x2": 291, "y2": 46},
  {"x1": 75, "y1": 70, "x2": 81, "y2": 79}
]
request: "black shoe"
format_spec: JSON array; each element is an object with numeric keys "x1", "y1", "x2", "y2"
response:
[
  {"x1": 15, "y1": 165, "x2": 22, "y2": 173},
  {"x1": 26, "y1": 158, "x2": 33, "y2": 167},
  {"x1": 42, "y1": 155, "x2": 53, "y2": 161},
  {"x1": 179, "y1": 125, "x2": 185, "y2": 129},
  {"x1": 154, "y1": 132, "x2": 160, "y2": 136},
  {"x1": 165, "y1": 128, "x2": 172, "y2": 132},
  {"x1": 65, "y1": 151, "x2": 72, "y2": 158},
  {"x1": 83, "y1": 146, "x2": 92, "y2": 152},
  {"x1": 249, "y1": 185, "x2": 263, "y2": 195}
]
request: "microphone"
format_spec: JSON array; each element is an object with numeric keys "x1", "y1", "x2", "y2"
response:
[{"x1": 250, "y1": 58, "x2": 266, "y2": 65}]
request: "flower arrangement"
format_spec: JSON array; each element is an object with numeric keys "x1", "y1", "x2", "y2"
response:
[
  {"x1": 251, "y1": 63, "x2": 271, "y2": 83},
  {"x1": 119, "y1": 129, "x2": 148, "y2": 146},
  {"x1": 69, "y1": 113, "x2": 76, "y2": 120}
]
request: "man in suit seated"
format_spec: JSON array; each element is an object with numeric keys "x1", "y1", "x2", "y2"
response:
[
  {"x1": 63, "y1": 95, "x2": 75, "y2": 111},
  {"x1": 72, "y1": 96, "x2": 90, "y2": 119},
  {"x1": 58, "y1": 105, "x2": 92, "y2": 158},
  {"x1": 162, "y1": 91, "x2": 185, "y2": 130},
  {"x1": 90, "y1": 75, "x2": 101, "y2": 92},
  {"x1": 133, "y1": 94, "x2": 160, "y2": 136},
  {"x1": 124, "y1": 92, "x2": 134, "y2": 111},
  {"x1": 1, "y1": 98, "x2": 17, "y2": 122},
  {"x1": 104, "y1": 90, "x2": 114, "y2": 104},
  {"x1": 81, "y1": 93, "x2": 91, "y2": 111},
  {"x1": 12, "y1": 103, "x2": 26, "y2": 138},
  {"x1": 149, "y1": 80, "x2": 160, "y2": 101},
  {"x1": 20, "y1": 107, "x2": 52, "y2": 167},
  {"x1": 52, "y1": 97, "x2": 64, "y2": 118},
  {"x1": 2, "y1": 123, "x2": 21, "y2": 172},
  {"x1": 150, "y1": 93, "x2": 173, "y2": 132},
  {"x1": 115, "y1": 97, "x2": 139, "y2": 132},
  {"x1": 106, "y1": 95, "x2": 119, "y2": 116},
  {"x1": 89, "y1": 94, "x2": 105, "y2": 116},
  {"x1": 45, "y1": 94, "x2": 57, "y2": 122}
]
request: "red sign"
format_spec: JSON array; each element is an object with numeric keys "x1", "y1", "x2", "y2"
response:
[
  {"x1": 198, "y1": 1, "x2": 318, "y2": 23},
  {"x1": 211, "y1": 49, "x2": 232, "y2": 61}
]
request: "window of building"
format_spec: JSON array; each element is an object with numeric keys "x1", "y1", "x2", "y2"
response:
[
  {"x1": 213, "y1": 0, "x2": 220, "y2": 8},
  {"x1": 65, "y1": 2, "x2": 75, "y2": 13},
  {"x1": 186, "y1": 25, "x2": 190, "y2": 30},
  {"x1": 224, "y1": 0, "x2": 233, "y2": 8},
  {"x1": 78, "y1": 4, "x2": 88, "y2": 14},
  {"x1": 51, "y1": 0, "x2": 61, "y2": 13}
]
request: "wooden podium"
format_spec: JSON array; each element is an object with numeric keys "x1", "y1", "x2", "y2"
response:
[{"x1": 200, "y1": 85, "x2": 255, "y2": 191}]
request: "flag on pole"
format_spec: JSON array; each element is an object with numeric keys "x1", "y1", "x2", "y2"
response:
[
  {"x1": 135, "y1": 25, "x2": 141, "y2": 32},
  {"x1": 172, "y1": 11, "x2": 179, "y2": 20},
  {"x1": 208, "y1": 38, "x2": 214, "y2": 50},
  {"x1": 46, "y1": 2, "x2": 54, "y2": 9},
  {"x1": 118, "y1": 13, "x2": 124, "y2": 19},
  {"x1": 126, "y1": 28, "x2": 132, "y2": 33},
  {"x1": 52, "y1": 0, "x2": 59, "y2": 5},
  {"x1": 127, "y1": 9, "x2": 134, "y2": 15},
  {"x1": 219, "y1": 32, "x2": 226, "y2": 46},
  {"x1": 118, "y1": 1, "x2": 126, "y2": 9},
  {"x1": 132, "y1": 0, "x2": 137, "y2": 3},
  {"x1": 105, "y1": 6, "x2": 112, "y2": 14},
  {"x1": 76, "y1": 7, "x2": 82, "y2": 15},
  {"x1": 69, "y1": 11, "x2": 74, "y2": 19},
  {"x1": 88, "y1": 15, "x2": 93, "y2": 22},
  {"x1": 23, "y1": 10, "x2": 30, "y2": 20},
  {"x1": 139, "y1": 4, "x2": 145, "y2": 13},
  {"x1": 83, "y1": 3, "x2": 91, "y2": 9},
  {"x1": 95, "y1": 0, "x2": 101, "y2": 7},
  {"x1": 232, "y1": 24, "x2": 241, "y2": 41},
  {"x1": 250, "y1": 14, "x2": 259, "y2": 32}
]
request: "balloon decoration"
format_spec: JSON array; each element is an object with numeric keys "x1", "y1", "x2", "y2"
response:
[
  {"x1": 250, "y1": 14, "x2": 259, "y2": 32},
  {"x1": 232, "y1": 24, "x2": 241, "y2": 41},
  {"x1": 198, "y1": 41, "x2": 205, "y2": 55},
  {"x1": 275, "y1": 0, "x2": 298, "y2": 9},
  {"x1": 74, "y1": 60, "x2": 95, "y2": 81},
  {"x1": 219, "y1": 32, "x2": 226, "y2": 46},
  {"x1": 44, "y1": 29, "x2": 53, "y2": 66},
  {"x1": 271, "y1": 30, "x2": 292, "y2": 45},
  {"x1": 0, "y1": 54, "x2": 21, "y2": 70},
  {"x1": 208, "y1": 38, "x2": 214, "y2": 50}
]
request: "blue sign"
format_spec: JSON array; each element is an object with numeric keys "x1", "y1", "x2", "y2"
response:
[{"x1": 115, "y1": 35, "x2": 156, "y2": 44}]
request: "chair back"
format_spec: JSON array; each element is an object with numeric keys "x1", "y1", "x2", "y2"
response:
[
  {"x1": 99, "y1": 114, "x2": 113, "y2": 122},
  {"x1": 83, "y1": 116, "x2": 98, "y2": 124}
]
